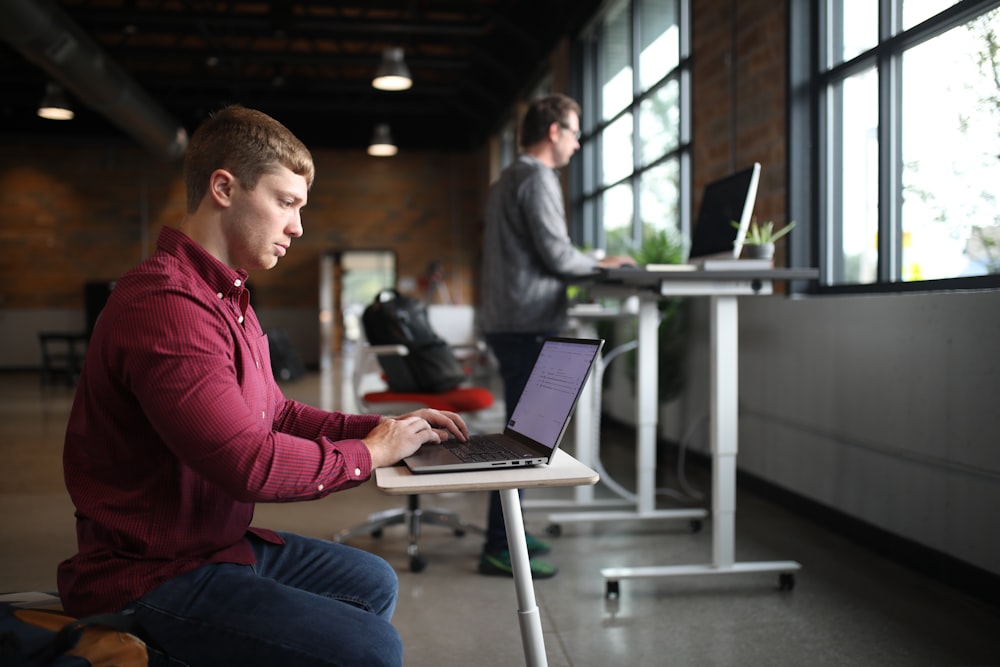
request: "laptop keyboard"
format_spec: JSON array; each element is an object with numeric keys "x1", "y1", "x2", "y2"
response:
[{"x1": 444, "y1": 436, "x2": 520, "y2": 463}]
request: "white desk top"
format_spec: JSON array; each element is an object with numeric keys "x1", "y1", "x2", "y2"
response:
[
  {"x1": 375, "y1": 449, "x2": 599, "y2": 495},
  {"x1": 575, "y1": 266, "x2": 819, "y2": 298},
  {"x1": 596, "y1": 266, "x2": 819, "y2": 284}
]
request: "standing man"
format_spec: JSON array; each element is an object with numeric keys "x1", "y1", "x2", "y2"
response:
[
  {"x1": 58, "y1": 105, "x2": 468, "y2": 667},
  {"x1": 478, "y1": 93, "x2": 634, "y2": 578}
]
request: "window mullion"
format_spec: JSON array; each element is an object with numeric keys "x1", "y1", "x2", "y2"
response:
[
  {"x1": 631, "y1": 0, "x2": 642, "y2": 247},
  {"x1": 877, "y1": 0, "x2": 902, "y2": 282}
]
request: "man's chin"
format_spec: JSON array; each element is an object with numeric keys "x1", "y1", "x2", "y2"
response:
[{"x1": 248, "y1": 257, "x2": 280, "y2": 271}]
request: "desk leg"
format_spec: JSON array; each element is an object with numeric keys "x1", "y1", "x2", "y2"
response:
[
  {"x1": 500, "y1": 488, "x2": 547, "y2": 667},
  {"x1": 572, "y1": 365, "x2": 597, "y2": 504},
  {"x1": 600, "y1": 295, "x2": 801, "y2": 596},
  {"x1": 712, "y1": 294, "x2": 738, "y2": 567},
  {"x1": 635, "y1": 298, "x2": 659, "y2": 515}
]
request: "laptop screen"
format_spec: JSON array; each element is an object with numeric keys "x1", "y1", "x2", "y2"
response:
[
  {"x1": 688, "y1": 163, "x2": 761, "y2": 260},
  {"x1": 506, "y1": 338, "x2": 601, "y2": 451}
]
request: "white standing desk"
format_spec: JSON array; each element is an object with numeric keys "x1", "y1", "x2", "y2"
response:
[
  {"x1": 559, "y1": 266, "x2": 816, "y2": 597},
  {"x1": 375, "y1": 449, "x2": 599, "y2": 667},
  {"x1": 524, "y1": 306, "x2": 708, "y2": 526}
]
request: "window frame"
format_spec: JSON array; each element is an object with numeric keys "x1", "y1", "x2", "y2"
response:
[
  {"x1": 568, "y1": 0, "x2": 691, "y2": 256},
  {"x1": 789, "y1": 0, "x2": 1000, "y2": 294}
]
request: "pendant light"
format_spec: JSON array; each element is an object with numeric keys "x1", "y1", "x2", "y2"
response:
[
  {"x1": 37, "y1": 82, "x2": 74, "y2": 120},
  {"x1": 367, "y1": 124, "x2": 398, "y2": 157},
  {"x1": 372, "y1": 47, "x2": 412, "y2": 91}
]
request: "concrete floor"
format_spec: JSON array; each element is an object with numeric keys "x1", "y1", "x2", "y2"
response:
[{"x1": 2, "y1": 366, "x2": 998, "y2": 666}]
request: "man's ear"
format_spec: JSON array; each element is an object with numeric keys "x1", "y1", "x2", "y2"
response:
[
  {"x1": 547, "y1": 121, "x2": 562, "y2": 143},
  {"x1": 208, "y1": 169, "x2": 236, "y2": 207}
]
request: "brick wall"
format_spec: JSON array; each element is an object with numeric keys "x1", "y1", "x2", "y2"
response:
[
  {"x1": 0, "y1": 139, "x2": 488, "y2": 315},
  {"x1": 0, "y1": 144, "x2": 183, "y2": 309},
  {"x1": 692, "y1": 0, "x2": 788, "y2": 235}
]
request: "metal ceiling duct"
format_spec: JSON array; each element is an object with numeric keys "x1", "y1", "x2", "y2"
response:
[{"x1": 0, "y1": 0, "x2": 188, "y2": 160}]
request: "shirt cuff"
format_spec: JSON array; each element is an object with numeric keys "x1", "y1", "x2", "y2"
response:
[{"x1": 337, "y1": 438, "x2": 374, "y2": 481}]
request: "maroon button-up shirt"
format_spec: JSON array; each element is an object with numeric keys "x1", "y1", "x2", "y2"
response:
[{"x1": 58, "y1": 226, "x2": 380, "y2": 617}]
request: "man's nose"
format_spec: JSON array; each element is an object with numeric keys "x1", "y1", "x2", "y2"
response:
[{"x1": 289, "y1": 212, "x2": 303, "y2": 238}]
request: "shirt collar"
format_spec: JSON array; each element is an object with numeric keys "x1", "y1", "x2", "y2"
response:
[
  {"x1": 157, "y1": 226, "x2": 250, "y2": 294},
  {"x1": 518, "y1": 152, "x2": 557, "y2": 174}
]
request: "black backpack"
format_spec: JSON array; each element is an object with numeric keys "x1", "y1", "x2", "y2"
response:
[{"x1": 361, "y1": 289, "x2": 467, "y2": 394}]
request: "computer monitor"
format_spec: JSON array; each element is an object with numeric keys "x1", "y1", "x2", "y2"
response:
[{"x1": 688, "y1": 162, "x2": 761, "y2": 261}]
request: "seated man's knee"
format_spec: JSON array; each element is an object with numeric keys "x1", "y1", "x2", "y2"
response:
[
  {"x1": 344, "y1": 618, "x2": 402, "y2": 667},
  {"x1": 364, "y1": 554, "x2": 400, "y2": 617}
]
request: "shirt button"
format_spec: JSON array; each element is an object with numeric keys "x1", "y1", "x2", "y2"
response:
[
  {"x1": 217, "y1": 292, "x2": 223, "y2": 299},
  {"x1": 354, "y1": 467, "x2": 362, "y2": 477},
  {"x1": 317, "y1": 484, "x2": 325, "y2": 491},
  {"x1": 261, "y1": 411, "x2": 266, "y2": 419},
  {"x1": 256, "y1": 361, "x2": 260, "y2": 368},
  {"x1": 238, "y1": 316, "x2": 244, "y2": 324},
  {"x1": 234, "y1": 279, "x2": 242, "y2": 287}
]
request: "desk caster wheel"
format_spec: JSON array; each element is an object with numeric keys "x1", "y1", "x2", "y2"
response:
[
  {"x1": 410, "y1": 555, "x2": 427, "y2": 573},
  {"x1": 546, "y1": 524, "x2": 562, "y2": 538},
  {"x1": 605, "y1": 580, "x2": 620, "y2": 600},
  {"x1": 371, "y1": 529, "x2": 384, "y2": 539},
  {"x1": 778, "y1": 573, "x2": 795, "y2": 591},
  {"x1": 689, "y1": 519, "x2": 703, "y2": 533},
  {"x1": 454, "y1": 528, "x2": 466, "y2": 537}
]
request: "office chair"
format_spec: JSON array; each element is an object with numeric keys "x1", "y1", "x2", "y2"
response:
[{"x1": 334, "y1": 338, "x2": 496, "y2": 573}]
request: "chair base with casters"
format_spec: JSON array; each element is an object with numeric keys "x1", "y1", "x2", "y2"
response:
[
  {"x1": 333, "y1": 493, "x2": 483, "y2": 573},
  {"x1": 340, "y1": 342, "x2": 497, "y2": 572}
]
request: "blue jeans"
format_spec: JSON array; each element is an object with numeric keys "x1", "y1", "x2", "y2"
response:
[
  {"x1": 124, "y1": 531, "x2": 402, "y2": 667},
  {"x1": 483, "y1": 331, "x2": 554, "y2": 554}
]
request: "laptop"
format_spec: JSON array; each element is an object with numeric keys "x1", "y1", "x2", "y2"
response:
[
  {"x1": 686, "y1": 162, "x2": 761, "y2": 264},
  {"x1": 600, "y1": 163, "x2": 762, "y2": 275},
  {"x1": 403, "y1": 337, "x2": 604, "y2": 473}
]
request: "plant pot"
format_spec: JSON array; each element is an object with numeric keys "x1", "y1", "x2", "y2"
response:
[{"x1": 742, "y1": 242, "x2": 774, "y2": 260}]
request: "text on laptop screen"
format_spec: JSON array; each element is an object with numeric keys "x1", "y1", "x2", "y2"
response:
[{"x1": 506, "y1": 340, "x2": 597, "y2": 450}]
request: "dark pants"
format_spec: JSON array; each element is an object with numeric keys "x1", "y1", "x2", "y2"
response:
[
  {"x1": 482, "y1": 331, "x2": 554, "y2": 554},
  {"x1": 125, "y1": 532, "x2": 402, "y2": 667}
]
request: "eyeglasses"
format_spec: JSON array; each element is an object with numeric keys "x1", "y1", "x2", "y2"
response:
[{"x1": 558, "y1": 123, "x2": 582, "y2": 141}]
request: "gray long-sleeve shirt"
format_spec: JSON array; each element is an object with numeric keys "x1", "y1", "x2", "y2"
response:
[{"x1": 479, "y1": 154, "x2": 597, "y2": 334}]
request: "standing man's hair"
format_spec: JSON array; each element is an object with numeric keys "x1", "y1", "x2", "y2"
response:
[
  {"x1": 183, "y1": 105, "x2": 315, "y2": 213},
  {"x1": 519, "y1": 93, "x2": 582, "y2": 148}
]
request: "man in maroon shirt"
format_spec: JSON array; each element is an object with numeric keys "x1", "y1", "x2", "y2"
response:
[{"x1": 58, "y1": 105, "x2": 467, "y2": 667}]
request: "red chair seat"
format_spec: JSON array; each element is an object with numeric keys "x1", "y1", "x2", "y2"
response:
[{"x1": 362, "y1": 386, "x2": 494, "y2": 413}]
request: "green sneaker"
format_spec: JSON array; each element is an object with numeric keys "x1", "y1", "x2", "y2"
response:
[
  {"x1": 479, "y1": 550, "x2": 558, "y2": 579},
  {"x1": 524, "y1": 533, "x2": 552, "y2": 556}
]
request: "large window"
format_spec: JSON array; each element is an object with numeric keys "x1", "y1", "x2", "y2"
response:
[
  {"x1": 570, "y1": 0, "x2": 689, "y2": 258},
  {"x1": 791, "y1": 0, "x2": 1000, "y2": 289}
]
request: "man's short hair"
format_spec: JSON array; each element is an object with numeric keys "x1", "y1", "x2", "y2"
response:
[
  {"x1": 183, "y1": 105, "x2": 315, "y2": 213},
  {"x1": 519, "y1": 93, "x2": 582, "y2": 148}
]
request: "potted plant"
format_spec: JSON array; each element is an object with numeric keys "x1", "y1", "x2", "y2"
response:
[{"x1": 736, "y1": 219, "x2": 796, "y2": 260}]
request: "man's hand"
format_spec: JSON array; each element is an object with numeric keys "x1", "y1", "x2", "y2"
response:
[
  {"x1": 362, "y1": 409, "x2": 469, "y2": 469},
  {"x1": 598, "y1": 254, "x2": 637, "y2": 268},
  {"x1": 395, "y1": 408, "x2": 469, "y2": 443}
]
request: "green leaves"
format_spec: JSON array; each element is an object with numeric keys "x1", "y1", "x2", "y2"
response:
[
  {"x1": 733, "y1": 219, "x2": 797, "y2": 245},
  {"x1": 635, "y1": 225, "x2": 685, "y2": 265}
]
